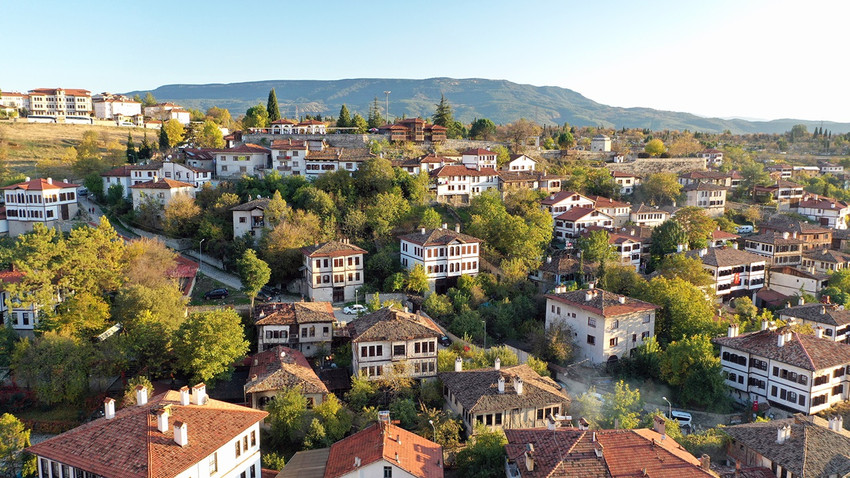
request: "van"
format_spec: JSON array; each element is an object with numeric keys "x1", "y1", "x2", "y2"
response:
[
  {"x1": 735, "y1": 225, "x2": 754, "y2": 234},
  {"x1": 669, "y1": 410, "x2": 692, "y2": 428}
]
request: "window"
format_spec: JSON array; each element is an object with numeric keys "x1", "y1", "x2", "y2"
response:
[
  {"x1": 609, "y1": 337, "x2": 618, "y2": 347},
  {"x1": 393, "y1": 344, "x2": 405, "y2": 356},
  {"x1": 587, "y1": 317, "x2": 597, "y2": 328},
  {"x1": 611, "y1": 320, "x2": 619, "y2": 329},
  {"x1": 243, "y1": 435, "x2": 249, "y2": 451},
  {"x1": 251, "y1": 430, "x2": 256, "y2": 447},
  {"x1": 235, "y1": 440, "x2": 241, "y2": 457},
  {"x1": 384, "y1": 466, "x2": 393, "y2": 478},
  {"x1": 587, "y1": 335, "x2": 596, "y2": 345},
  {"x1": 209, "y1": 452, "x2": 218, "y2": 474},
  {"x1": 643, "y1": 315, "x2": 651, "y2": 323}
]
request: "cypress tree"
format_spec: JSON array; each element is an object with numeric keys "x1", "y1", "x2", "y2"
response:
[
  {"x1": 126, "y1": 132, "x2": 137, "y2": 164},
  {"x1": 336, "y1": 104, "x2": 351, "y2": 129},
  {"x1": 432, "y1": 94, "x2": 454, "y2": 127},
  {"x1": 267, "y1": 88, "x2": 281, "y2": 122},
  {"x1": 139, "y1": 132, "x2": 152, "y2": 160},
  {"x1": 368, "y1": 97, "x2": 383, "y2": 129},
  {"x1": 159, "y1": 125, "x2": 169, "y2": 150}
]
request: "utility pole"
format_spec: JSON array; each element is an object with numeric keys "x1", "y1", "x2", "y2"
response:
[{"x1": 384, "y1": 91, "x2": 391, "y2": 124}]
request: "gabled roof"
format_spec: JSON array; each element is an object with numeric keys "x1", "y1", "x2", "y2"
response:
[
  {"x1": 26, "y1": 390, "x2": 267, "y2": 478},
  {"x1": 302, "y1": 240, "x2": 367, "y2": 258},
  {"x1": 778, "y1": 303, "x2": 850, "y2": 327},
  {"x1": 803, "y1": 248, "x2": 850, "y2": 264},
  {"x1": 462, "y1": 148, "x2": 496, "y2": 156},
  {"x1": 545, "y1": 288, "x2": 659, "y2": 317},
  {"x1": 505, "y1": 428, "x2": 714, "y2": 478},
  {"x1": 29, "y1": 88, "x2": 90, "y2": 96},
  {"x1": 541, "y1": 190, "x2": 591, "y2": 206},
  {"x1": 270, "y1": 118, "x2": 298, "y2": 125},
  {"x1": 349, "y1": 308, "x2": 441, "y2": 344},
  {"x1": 685, "y1": 247, "x2": 765, "y2": 268},
  {"x1": 712, "y1": 228, "x2": 740, "y2": 241},
  {"x1": 679, "y1": 170, "x2": 730, "y2": 180},
  {"x1": 430, "y1": 164, "x2": 498, "y2": 177},
  {"x1": 229, "y1": 198, "x2": 271, "y2": 212},
  {"x1": 417, "y1": 153, "x2": 452, "y2": 164},
  {"x1": 270, "y1": 139, "x2": 308, "y2": 150},
  {"x1": 255, "y1": 302, "x2": 335, "y2": 326},
  {"x1": 323, "y1": 422, "x2": 443, "y2": 478},
  {"x1": 100, "y1": 165, "x2": 136, "y2": 177},
  {"x1": 439, "y1": 364, "x2": 569, "y2": 414},
  {"x1": 245, "y1": 346, "x2": 328, "y2": 396},
  {"x1": 587, "y1": 195, "x2": 631, "y2": 209},
  {"x1": 555, "y1": 207, "x2": 612, "y2": 222},
  {"x1": 129, "y1": 178, "x2": 194, "y2": 189},
  {"x1": 208, "y1": 143, "x2": 270, "y2": 154},
  {"x1": 759, "y1": 216, "x2": 831, "y2": 235},
  {"x1": 798, "y1": 195, "x2": 849, "y2": 211},
  {"x1": 398, "y1": 227, "x2": 482, "y2": 246},
  {"x1": 631, "y1": 203, "x2": 671, "y2": 215},
  {"x1": 744, "y1": 231, "x2": 804, "y2": 246},
  {"x1": 3, "y1": 178, "x2": 78, "y2": 190},
  {"x1": 611, "y1": 170, "x2": 637, "y2": 178},
  {"x1": 722, "y1": 415, "x2": 850, "y2": 478},
  {"x1": 713, "y1": 327, "x2": 850, "y2": 371}
]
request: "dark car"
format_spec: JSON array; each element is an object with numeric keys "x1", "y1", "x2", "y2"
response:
[
  {"x1": 203, "y1": 288, "x2": 229, "y2": 300},
  {"x1": 256, "y1": 286, "x2": 277, "y2": 302},
  {"x1": 439, "y1": 335, "x2": 452, "y2": 347}
]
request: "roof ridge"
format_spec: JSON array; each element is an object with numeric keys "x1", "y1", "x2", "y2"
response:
[
  {"x1": 146, "y1": 411, "x2": 153, "y2": 477},
  {"x1": 795, "y1": 331, "x2": 817, "y2": 370}
]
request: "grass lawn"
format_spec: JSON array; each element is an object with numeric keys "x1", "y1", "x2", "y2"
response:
[
  {"x1": 14, "y1": 405, "x2": 82, "y2": 424},
  {"x1": 190, "y1": 273, "x2": 250, "y2": 306}
]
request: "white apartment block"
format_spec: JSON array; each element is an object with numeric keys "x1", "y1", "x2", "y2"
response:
[
  {"x1": 430, "y1": 165, "x2": 499, "y2": 203},
  {"x1": 302, "y1": 240, "x2": 367, "y2": 303},
  {"x1": 144, "y1": 102, "x2": 191, "y2": 124},
  {"x1": 27, "y1": 88, "x2": 92, "y2": 117},
  {"x1": 399, "y1": 225, "x2": 481, "y2": 294},
  {"x1": 212, "y1": 144, "x2": 271, "y2": 179},
  {"x1": 2, "y1": 177, "x2": 79, "y2": 237},
  {"x1": 683, "y1": 183, "x2": 728, "y2": 217},
  {"x1": 461, "y1": 148, "x2": 498, "y2": 169},
  {"x1": 686, "y1": 247, "x2": 766, "y2": 301},
  {"x1": 553, "y1": 207, "x2": 614, "y2": 240},
  {"x1": 92, "y1": 93, "x2": 142, "y2": 119},
  {"x1": 714, "y1": 324, "x2": 850, "y2": 415},
  {"x1": 545, "y1": 287, "x2": 659, "y2": 365}
]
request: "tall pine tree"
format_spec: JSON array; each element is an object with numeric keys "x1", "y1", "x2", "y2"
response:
[
  {"x1": 158, "y1": 125, "x2": 169, "y2": 150},
  {"x1": 139, "y1": 132, "x2": 152, "y2": 160},
  {"x1": 336, "y1": 104, "x2": 351, "y2": 129},
  {"x1": 267, "y1": 88, "x2": 281, "y2": 122},
  {"x1": 368, "y1": 97, "x2": 383, "y2": 129},
  {"x1": 126, "y1": 132, "x2": 137, "y2": 164},
  {"x1": 432, "y1": 94, "x2": 454, "y2": 127}
]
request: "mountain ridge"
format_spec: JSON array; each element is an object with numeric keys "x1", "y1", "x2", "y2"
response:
[{"x1": 126, "y1": 78, "x2": 850, "y2": 134}]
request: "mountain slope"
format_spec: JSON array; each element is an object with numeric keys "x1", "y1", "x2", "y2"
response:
[{"x1": 126, "y1": 78, "x2": 850, "y2": 134}]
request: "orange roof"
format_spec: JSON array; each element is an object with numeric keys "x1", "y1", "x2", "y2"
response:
[
  {"x1": 431, "y1": 165, "x2": 498, "y2": 178},
  {"x1": 29, "y1": 88, "x2": 91, "y2": 96},
  {"x1": 27, "y1": 390, "x2": 267, "y2": 478},
  {"x1": 3, "y1": 178, "x2": 78, "y2": 190},
  {"x1": 0, "y1": 270, "x2": 24, "y2": 291},
  {"x1": 209, "y1": 143, "x2": 270, "y2": 154},
  {"x1": 298, "y1": 120, "x2": 325, "y2": 126},
  {"x1": 324, "y1": 422, "x2": 443, "y2": 478},
  {"x1": 130, "y1": 178, "x2": 194, "y2": 189},
  {"x1": 462, "y1": 148, "x2": 496, "y2": 156}
]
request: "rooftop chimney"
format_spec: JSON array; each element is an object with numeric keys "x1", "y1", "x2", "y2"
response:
[
  {"x1": 192, "y1": 383, "x2": 206, "y2": 405},
  {"x1": 104, "y1": 397, "x2": 115, "y2": 419},
  {"x1": 135, "y1": 385, "x2": 148, "y2": 406},
  {"x1": 420, "y1": 227, "x2": 426, "y2": 235},
  {"x1": 800, "y1": 296, "x2": 805, "y2": 305},
  {"x1": 354, "y1": 457, "x2": 361, "y2": 467},
  {"x1": 761, "y1": 320, "x2": 769, "y2": 331},
  {"x1": 498, "y1": 376, "x2": 505, "y2": 394},
  {"x1": 776, "y1": 425, "x2": 790, "y2": 444},
  {"x1": 815, "y1": 327, "x2": 824, "y2": 339},
  {"x1": 455, "y1": 357, "x2": 463, "y2": 372},
  {"x1": 46, "y1": 177, "x2": 53, "y2": 184},
  {"x1": 585, "y1": 290, "x2": 593, "y2": 302},
  {"x1": 728, "y1": 324, "x2": 740, "y2": 338},
  {"x1": 495, "y1": 358, "x2": 501, "y2": 371},
  {"x1": 173, "y1": 420, "x2": 188, "y2": 447},
  {"x1": 156, "y1": 407, "x2": 170, "y2": 433},
  {"x1": 828, "y1": 416, "x2": 844, "y2": 432},
  {"x1": 442, "y1": 223, "x2": 448, "y2": 230},
  {"x1": 515, "y1": 378, "x2": 524, "y2": 395},
  {"x1": 455, "y1": 224, "x2": 461, "y2": 233},
  {"x1": 524, "y1": 444, "x2": 534, "y2": 471},
  {"x1": 700, "y1": 454, "x2": 711, "y2": 471},
  {"x1": 547, "y1": 256, "x2": 552, "y2": 263},
  {"x1": 777, "y1": 332, "x2": 786, "y2": 347},
  {"x1": 179, "y1": 386, "x2": 190, "y2": 406},
  {"x1": 378, "y1": 410, "x2": 390, "y2": 425},
  {"x1": 618, "y1": 295, "x2": 626, "y2": 304},
  {"x1": 25, "y1": 177, "x2": 30, "y2": 182}
]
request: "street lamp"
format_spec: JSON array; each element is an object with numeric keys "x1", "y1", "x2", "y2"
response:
[
  {"x1": 355, "y1": 287, "x2": 361, "y2": 306},
  {"x1": 482, "y1": 320, "x2": 487, "y2": 349},
  {"x1": 428, "y1": 419, "x2": 437, "y2": 442},
  {"x1": 198, "y1": 238, "x2": 205, "y2": 275},
  {"x1": 662, "y1": 396, "x2": 672, "y2": 420},
  {"x1": 383, "y1": 91, "x2": 391, "y2": 123}
]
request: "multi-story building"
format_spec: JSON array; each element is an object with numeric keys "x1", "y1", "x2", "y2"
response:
[
  {"x1": 744, "y1": 231, "x2": 804, "y2": 266},
  {"x1": 130, "y1": 178, "x2": 195, "y2": 210},
  {"x1": 92, "y1": 93, "x2": 142, "y2": 119},
  {"x1": 685, "y1": 247, "x2": 766, "y2": 301},
  {"x1": 440, "y1": 362, "x2": 570, "y2": 435},
  {"x1": 803, "y1": 249, "x2": 850, "y2": 273},
  {"x1": 545, "y1": 287, "x2": 659, "y2": 365},
  {"x1": 302, "y1": 240, "x2": 367, "y2": 303},
  {"x1": 795, "y1": 194, "x2": 850, "y2": 229},
  {"x1": 398, "y1": 226, "x2": 482, "y2": 293},
  {"x1": 497, "y1": 172, "x2": 563, "y2": 195},
  {"x1": 144, "y1": 102, "x2": 191, "y2": 124},
  {"x1": 713, "y1": 324, "x2": 850, "y2": 414},
  {"x1": 819, "y1": 161, "x2": 844, "y2": 175},
  {"x1": 394, "y1": 153, "x2": 455, "y2": 175},
  {"x1": 269, "y1": 138, "x2": 309, "y2": 174},
  {"x1": 759, "y1": 217, "x2": 832, "y2": 251},
  {"x1": 296, "y1": 147, "x2": 371, "y2": 178},
  {"x1": 181, "y1": 148, "x2": 216, "y2": 171},
  {"x1": 101, "y1": 162, "x2": 211, "y2": 198},
  {"x1": 27, "y1": 385, "x2": 267, "y2": 478},
  {"x1": 753, "y1": 180, "x2": 805, "y2": 210},
  {"x1": 767, "y1": 266, "x2": 828, "y2": 297},
  {"x1": 587, "y1": 195, "x2": 631, "y2": 226},
  {"x1": 212, "y1": 144, "x2": 271, "y2": 179},
  {"x1": 540, "y1": 191, "x2": 595, "y2": 218},
  {"x1": 255, "y1": 301, "x2": 336, "y2": 356},
  {"x1": 26, "y1": 88, "x2": 92, "y2": 118},
  {"x1": 503, "y1": 154, "x2": 537, "y2": 171},
  {"x1": 0, "y1": 270, "x2": 40, "y2": 333},
  {"x1": 350, "y1": 307, "x2": 441, "y2": 380},
  {"x1": 710, "y1": 228, "x2": 740, "y2": 248},
  {"x1": 765, "y1": 165, "x2": 793, "y2": 180},
  {"x1": 629, "y1": 204, "x2": 672, "y2": 228},
  {"x1": 378, "y1": 118, "x2": 446, "y2": 142},
  {"x1": 700, "y1": 148, "x2": 724, "y2": 166},
  {"x1": 529, "y1": 250, "x2": 592, "y2": 292},
  {"x1": 678, "y1": 170, "x2": 732, "y2": 187},
  {"x1": 2, "y1": 177, "x2": 79, "y2": 237},
  {"x1": 591, "y1": 134, "x2": 611, "y2": 152},
  {"x1": 610, "y1": 170, "x2": 640, "y2": 195},
  {"x1": 683, "y1": 183, "x2": 728, "y2": 217},
  {"x1": 244, "y1": 345, "x2": 328, "y2": 409},
  {"x1": 778, "y1": 302, "x2": 850, "y2": 344},
  {"x1": 230, "y1": 198, "x2": 270, "y2": 240},
  {"x1": 724, "y1": 414, "x2": 850, "y2": 478},
  {"x1": 0, "y1": 91, "x2": 28, "y2": 112},
  {"x1": 553, "y1": 207, "x2": 614, "y2": 240},
  {"x1": 430, "y1": 165, "x2": 499, "y2": 203},
  {"x1": 461, "y1": 148, "x2": 498, "y2": 169},
  {"x1": 608, "y1": 230, "x2": 643, "y2": 270}
]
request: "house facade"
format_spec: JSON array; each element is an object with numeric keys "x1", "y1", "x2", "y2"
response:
[
  {"x1": 92, "y1": 93, "x2": 142, "y2": 119},
  {"x1": 130, "y1": 179, "x2": 195, "y2": 210},
  {"x1": 350, "y1": 308, "x2": 441, "y2": 381},
  {"x1": 230, "y1": 198, "x2": 270, "y2": 240},
  {"x1": 629, "y1": 204, "x2": 671, "y2": 228},
  {"x1": 540, "y1": 191, "x2": 595, "y2": 218},
  {"x1": 254, "y1": 302, "x2": 336, "y2": 357},
  {"x1": 0, "y1": 270, "x2": 41, "y2": 333},
  {"x1": 803, "y1": 248, "x2": 850, "y2": 273},
  {"x1": 759, "y1": 217, "x2": 832, "y2": 251},
  {"x1": 503, "y1": 154, "x2": 537, "y2": 171},
  {"x1": 244, "y1": 345, "x2": 328, "y2": 409},
  {"x1": 683, "y1": 183, "x2": 728, "y2": 217},
  {"x1": 461, "y1": 148, "x2": 498, "y2": 169},
  {"x1": 2, "y1": 178, "x2": 79, "y2": 237},
  {"x1": 611, "y1": 171, "x2": 639, "y2": 195},
  {"x1": 553, "y1": 207, "x2": 614, "y2": 240},
  {"x1": 713, "y1": 325, "x2": 850, "y2": 414},
  {"x1": 587, "y1": 195, "x2": 631, "y2": 226},
  {"x1": 685, "y1": 247, "x2": 766, "y2": 301},
  {"x1": 430, "y1": 165, "x2": 499, "y2": 203},
  {"x1": 27, "y1": 88, "x2": 92, "y2": 117},
  {"x1": 777, "y1": 302, "x2": 850, "y2": 344},
  {"x1": 744, "y1": 231, "x2": 804, "y2": 266},
  {"x1": 144, "y1": 102, "x2": 191, "y2": 124},
  {"x1": 302, "y1": 240, "x2": 367, "y2": 303},
  {"x1": 398, "y1": 226, "x2": 481, "y2": 294},
  {"x1": 545, "y1": 287, "x2": 659, "y2": 364},
  {"x1": 795, "y1": 194, "x2": 850, "y2": 229},
  {"x1": 767, "y1": 266, "x2": 828, "y2": 297},
  {"x1": 212, "y1": 144, "x2": 271, "y2": 179}
]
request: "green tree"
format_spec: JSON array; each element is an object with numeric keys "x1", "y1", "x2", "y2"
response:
[
  {"x1": 122, "y1": 375, "x2": 154, "y2": 406},
  {"x1": 174, "y1": 309, "x2": 249, "y2": 384},
  {"x1": 571, "y1": 389, "x2": 603, "y2": 427},
  {"x1": 526, "y1": 355, "x2": 550, "y2": 377},
  {"x1": 432, "y1": 94, "x2": 454, "y2": 127},
  {"x1": 649, "y1": 220, "x2": 688, "y2": 268},
  {"x1": 237, "y1": 249, "x2": 271, "y2": 311},
  {"x1": 244, "y1": 104, "x2": 270, "y2": 128},
  {"x1": 367, "y1": 96, "x2": 383, "y2": 129},
  {"x1": 266, "y1": 387, "x2": 309, "y2": 447},
  {"x1": 163, "y1": 119, "x2": 185, "y2": 148},
  {"x1": 661, "y1": 335, "x2": 728, "y2": 409},
  {"x1": 11, "y1": 333, "x2": 90, "y2": 405},
  {"x1": 644, "y1": 138, "x2": 666, "y2": 156},
  {"x1": 640, "y1": 172, "x2": 681, "y2": 206},
  {"x1": 142, "y1": 92, "x2": 157, "y2": 107},
  {"x1": 655, "y1": 254, "x2": 713, "y2": 287},
  {"x1": 267, "y1": 88, "x2": 281, "y2": 123},
  {"x1": 389, "y1": 398, "x2": 418, "y2": 430},
  {"x1": 336, "y1": 104, "x2": 352, "y2": 129},
  {"x1": 673, "y1": 207, "x2": 717, "y2": 249},
  {"x1": 405, "y1": 264, "x2": 429, "y2": 295},
  {"x1": 419, "y1": 208, "x2": 442, "y2": 229},
  {"x1": 423, "y1": 293, "x2": 453, "y2": 320},
  {"x1": 469, "y1": 118, "x2": 497, "y2": 140},
  {"x1": 304, "y1": 418, "x2": 328, "y2": 449},
  {"x1": 492, "y1": 145, "x2": 511, "y2": 169},
  {"x1": 313, "y1": 393, "x2": 353, "y2": 443},
  {"x1": 197, "y1": 120, "x2": 224, "y2": 148},
  {"x1": 557, "y1": 130, "x2": 575, "y2": 149},
  {"x1": 579, "y1": 229, "x2": 616, "y2": 278},
  {"x1": 634, "y1": 276, "x2": 719, "y2": 344},
  {"x1": 0, "y1": 413, "x2": 36, "y2": 478},
  {"x1": 601, "y1": 380, "x2": 643, "y2": 429},
  {"x1": 126, "y1": 132, "x2": 137, "y2": 164},
  {"x1": 351, "y1": 113, "x2": 368, "y2": 134},
  {"x1": 163, "y1": 195, "x2": 202, "y2": 238},
  {"x1": 138, "y1": 132, "x2": 153, "y2": 159},
  {"x1": 455, "y1": 426, "x2": 507, "y2": 478},
  {"x1": 345, "y1": 372, "x2": 378, "y2": 410}
]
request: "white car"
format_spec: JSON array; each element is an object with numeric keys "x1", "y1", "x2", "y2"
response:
[{"x1": 343, "y1": 304, "x2": 366, "y2": 315}]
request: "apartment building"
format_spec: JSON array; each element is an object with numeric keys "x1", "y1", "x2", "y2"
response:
[
  {"x1": 683, "y1": 183, "x2": 728, "y2": 217},
  {"x1": 2, "y1": 177, "x2": 79, "y2": 237},
  {"x1": 302, "y1": 240, "x2": 367, "y2": 303},
  {"x1": 27, "y1": 88, "x2": 92, "y2": 117},
  {"x1": 230, "y1": 198, "x2": 270, "y2": 240},
  {"x1": 777, "y1": 302, "x2": 850, "y2": 344},
  {"x1": 685, "y1": 247, "x2": 766, "y2": 301},
  {"x1": 744, "y1": 231, "x2": 804, "y2": 266},
  {"x1": 212, "y1": 144, "x2": 271, "y2": 179},
  {"x1": 254, "y1": 301, "x2": 336, "y2": 357},
  {"x1": 92, "y1": 93, "x2": 142, "y2": 119},
  {"x1": 398, "y1": 225, "x2": 482, "y2": 294}
]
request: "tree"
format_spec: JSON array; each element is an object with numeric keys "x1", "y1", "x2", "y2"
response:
[
  {"x1": 122, "y1": 375, "x2": 154, "y2": 406},
  {"x1": 313, "y1": 393, "x2": 352, "y2": 443},
  {"x1": 163, "y1": 119, "x2": 185, "y2": 148},
  {"x1": 661, "y1": 335, "x2": 728, "y2": 409},
  {"x1": 266, "y1": 387, "x2": 309, "y2": 447},
  {"x1": 432, "y1": 94, "x2": 454, "y2": 127},
  {"x1": 492, "y1": 145, "x2": 511, "y2": 169},
  {"x1": 649, "y1": 220, "x2": 688, "y2": 267},
  {"x1": 0, "y1": 413, "x2": 36, "y2": 478},
  {"x1": 336, "y1": 104, "x2": 352, "y2": 129},
  {"x1": 237, "y1": 249, "x2": 271, "y2": 311},
  {"x1": 455, "y1": 426, "x2": 507, "y2": 478},
  {"x1": 158, "y1": 123, "x2": 170, "y2": 150},
  {"x1": 672, "y1": 206, "x2": 716, "y2": 249},
  {"x1": 469, "y1": 118, "x2": 497, "y2": 140},
  {"x1": 139, "y1": 132, "x2": 153, "y2": 160},
  {"x1": 571, "y1": 389, "x2": 603, "y2": 427},
  {"x1": 53, "y1": 292, "x2": 110, "y2": 338},
  {"x1": 419, "y1": 207, "x2": 442, "y2": 229},
  {"x1": 174, "y1": 309, "x2": 249, "y2": 384},
  {"x1": 345, "y1": 372, "x2": 378, "y2": 410},
  {"x1": 243, "y1": 104, "x2": 270, "y2": 129},
  {"x1": 304, "y1": 418, "x2": 328, "y2": 449},
  {"x1": 656, "y1": 254, "x2": 713, "y2": 287},
  {"x1": 644, "y1": 138, "x2": 666, "y2": 156},
  {"x1": 557, "y1": 130, "x2": 575, "y2": 149},
  {"x1": 142, "y1": 92, "x2": 157, "y2": 107},
  {"x1": 526, "y1": 355, "x2": 550, "y2": 377},
  {"x1": 123, "y1": 237, "x2": 177, "y2": 288},
  {"x1": 367, "y1": 96, "x2": 383, "y2": 129},
  {"x1": 666, "y1": 133, "x2": 702, "y2": 157},
  {"x1": 163, "y1": 195, "x2": 202, "y2": 238},
  {"x1": 11, "y1": 333, "x2": 90, "y2": 405},
  {"x1": 634, "y1": 276, "x2": 719, "y2": 344},
  {"x1": 640, "y1": 172, "x2": 681, "y2": 206},
  {"x1": 600, "y1": 380, "x2": 643, "y2": 429},
  {"x1": 126, "y1": 132, "x2": 137, "y2": 164},
  {"x1": 405, "y1": 264, "x2": 429, "y2": 295},
  {"x1": 197, "y1": 120, "x2": 224, "y2": 148},
  {"x1": 505, "y1": 118, "x2": 542, "y2": 150},
  {"x1": 264, "y1": 190, "x2": 289, "y2": 228},
  {"x1": 579, "y1": 229, "x2": 616, "y2": 278},
  {"x1": 267, "y1": 88, "x2": 281, "y2": 123}
]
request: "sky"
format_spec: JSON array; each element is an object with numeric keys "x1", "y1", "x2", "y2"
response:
[{"x1": 3, "y1": 0, "x2": 849, "y2": 122}]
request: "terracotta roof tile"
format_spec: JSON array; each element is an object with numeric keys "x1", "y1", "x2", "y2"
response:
[
  {"x1": 129, "y1": 178, "x2": 194, "y2": 189},
  {"x1": 545, "y1": 288, "x2": 659, "y2": 317},
  {"x1": 540, "y1": 190, "x2": 589, "y2": 206},
  {"x1": 302, "y1": 240, "x2": 367, "y2": 258},
  {"x1": 350, "y1": 308, "x2": 441, "y2": 343},
  {"x1": 430, "y1": 164, "x2": 498, "y2": 178},
  {"x1": 440, "y1": 364, "x2": 569, "y2": 414},
  {"x1": 397, "y1": 227, "x2": 482, "y2": 246},
  {"x1": 245, "y1": 346, "x2": 328, "y2": 396},
  {"x1": 209, "y1": 143, "x2": 270, "y2": 154},
  {"x1": 713, "y1": 327, "x2": 850, "y2": 371},
  {"x1": 555, "y1": 207, "x2": 612, "y2": 222},
  {"x1": 3, "y1": 178, "x2": 78, "y2": 190}
]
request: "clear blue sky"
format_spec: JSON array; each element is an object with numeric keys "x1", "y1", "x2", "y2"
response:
[{"x1": 4, "y1": 0, "x2": 849, "y2": 122}]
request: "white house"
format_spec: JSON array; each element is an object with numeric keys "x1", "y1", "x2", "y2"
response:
[
  {"x1": 298, "y1": 147, "x2": 371, "y2": 178},
  {"x1": 27, "y1": 385, "x2": 267, "y2": 478},
  {"x1": 802, "y1": 249, "x2": 850, "y2": 273},
  {"x1": 0, "y1": 270, "x2": 40, "y2": 333},
  {"x1": 611, "y1": 171, "x2": 640, "y2": 195},
  {"x1": 93, "y1": 94, "x2": 142, "y2": 119},
  {"x1": 588, "y1": 195, "x2": 631, "y2": 226},
  {"x1": 700, "y1": 148, "x2": 724, "y2": 166},
  {"x1": 545, "y1": 286, "x2": 659, "y2": 365},
  {"x1": 818, "y1": 161, "x2": 844, "y2": 175},
  {"x1": 608, "y1": 230, "x2": 643, "y2": 270},
  {"x1": 713, "y1": 324, "x2": 850, "y2": 415},
  {"x1": 144, "y1": 102, "x2": 191, "y2": 124},
  {"x1": 767, "y1": 266, "x2": 829, "y2": 298},
  {"x1": 269, "y1": 138, "x2": 309, "y2": 175},
  {"x1": 269, "y1": 118, "x2": 298, "y2": 134},
  {"x1": 778, "y1": 302, "x2": 850, "y2": 344},
  {"x1": 254, "y1": 302, "x2": 336, "y2": 357},
  {"x1": 629, "y1": 204, "x2": 671, "y2": 228},
  {"x1": 540, "y1": 191, "x2": 595, "y2": 218},
  {"x1": 2, "y1": 177, "x2": 79, "y2": 237},
  {"x1": 683, "y1": 183, "x2": 728, "y2": 217},
  {"x1": 503, "y1": 154, "x2": 536, "y2": 172},
  {"x1": 591, "y1": 134, "x2": 611, "y2": 152},
  {"x1": 212, "y1": 144, "x2": 271, "y2": 179},
  {"x1": 685, "y1": 247, "x2": 766, "y2": 301},
  {"x1": 230, "y1": 198, "x2": 270, "y2": 240},
  {"x1": 744, "y1": 231, "x2": 804, "y2": 266},
  {"x1": 461, "y1": 148, "x2": 497, "y2": 169},
  {"x1": 430, "y1": 165, "x2": 499, "y2": 203},
  {"x1": 350, "y1": 307, "x2": 441, "y2": 381},
  {"x1": 398, "y1": 225, "x2": 482, "y2": 294},
  {"x1": 27, "y1": 88, "x2": 92, "y2": 118},
  {"x1": 794, "y1": 194, "x2": 850, "y2": 229},
  {"x1": 301, "y1": 240, "x2": 367, "y2": 303},
  {"x1": 553, "y1": 207, "x2": 614, "y2": 240},
  {"x1": 130, "y1": 178, "x2": 195, "y2": 210}
]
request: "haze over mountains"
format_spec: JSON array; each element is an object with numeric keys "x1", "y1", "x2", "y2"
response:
[{"x1": 127, "y1": 78, "x2": 850, "y2": 134}]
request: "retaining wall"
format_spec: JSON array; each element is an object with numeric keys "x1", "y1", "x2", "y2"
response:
[{"x1": 604, "y1": 157, "x2": 706, "y2": 176}]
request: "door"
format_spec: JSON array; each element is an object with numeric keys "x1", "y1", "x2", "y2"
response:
[
  {"x1": 60, "y1": 204, "x2": 69, "y2": 220},
  {"x1": 332, "y1": 287, "x2": 344, "y2": 303}
]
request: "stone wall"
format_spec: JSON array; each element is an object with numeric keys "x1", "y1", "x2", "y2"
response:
[
  {"x1": 241, "y1": 133, "x2": 383, "y2": 148},
  {"x1": 604, "y1": 157, "x2": 706, "y2": 177},
  {"x1": 440, "y1": 139, "x2": 509, "y2": 153}
]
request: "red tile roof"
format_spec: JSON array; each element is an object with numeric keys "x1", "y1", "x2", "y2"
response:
[
  {"x1": 0, "y1": 270, "x2": 24, "y2": 291},
  {"x1": 166, "y1": 256, "x2": 198, "y2": 279},
  {"x1": 462, "y1": 148, "x2": 496, "y2": 156},
  {"x1": 712, "y1": 229, "x2": 740, "y2": 241},
  {"x1": 611, "y1": 170, "x2": 637, "y2": 178},
  {"x1": 245, "y1": 345, "x2": 328, "y2": 396},
  {"x1": 29, "y1": 88, "x2": 91, "y2": 96},
  {"x1": 540, "y1": 190, "x2": 590, "y2": 206},
  {"x1": 270, "y1": 139, "x2": 308, "y2": 150},
  {"x1": 798, "y1": 195, "x2": 849, "y2": 211},
  {"x1": 545, "y1": 288, "x2": 659, "y2": 317},
  {"x1": 302, "y1": 240, "x2": 367, "y2": 258},
  {"x1": 430, "y1": 164, "x2": 498, "y2": 177},
  {"x1": 100, "y1": 165, "x2": 136, "y2": 177},
  {"x1": 587, "y1": 195, "x2": 631, "y2": 209},
  {"x1": 3, "y1": 178, "x2": 78, "y2": 190},
  {"x1": 130, "y1": 178, "x2": 194, "y2": 189},
  {"x1": 713, "y1": 327, "x2": 850, "y2": 371},
  {"x1": 324, "y1": 422, "x2": 443, "y2": 478},
  {"x1": 26, "y1": 390, "x2": 267, "y2": 478},
  {"x1": 209, "y1": 143, "x2": 270, "y2": 154},
  {"x1": 555, "y1": 207, "x2": 611, "y2": 222}
]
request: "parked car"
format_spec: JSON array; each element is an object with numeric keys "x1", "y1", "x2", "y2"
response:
[
  {"x1": 203, "y1": 288, "x2": 229, "y2": 300},
  {"x1": 667, "y1": 410, "x2": 692, "y2": 428},
  {"x1": 735, "y1": 225, "x2": 754, "y2": 234},
  {"x1": 256, "y1": 286, "x2": 277, "y2": 302},
  {"x1": 343, "y1": 304, "x2": 366, "y2": 315},
  {"x1": 438, "y1": 335, "x2": 452, "y2": 347}
]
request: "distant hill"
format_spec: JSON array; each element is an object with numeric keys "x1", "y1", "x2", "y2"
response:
[{"x1": 126, "y1": 78, "x2": 850, "y2": 134}]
